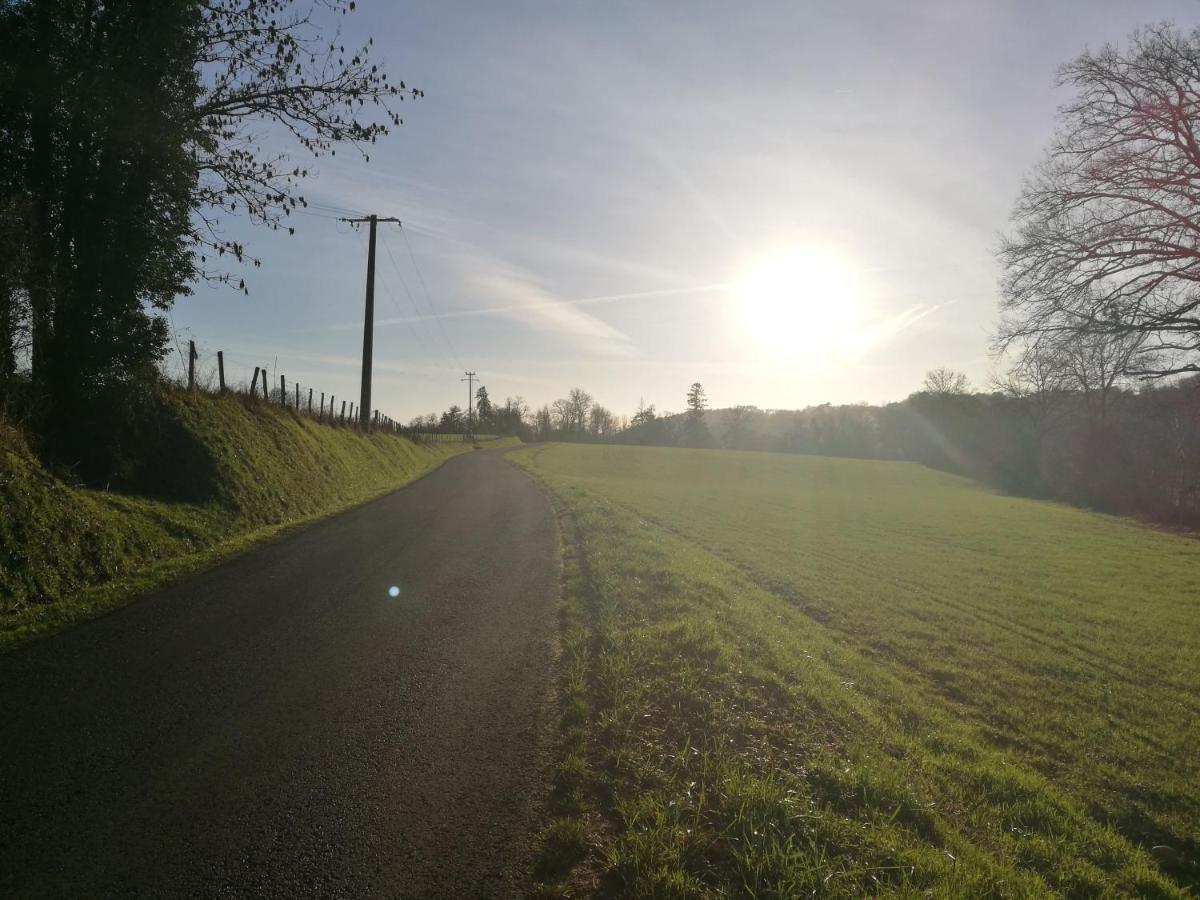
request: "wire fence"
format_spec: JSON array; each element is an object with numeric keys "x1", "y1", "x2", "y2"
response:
[{"x1": 178, "y1": 339, "x2": 500, "y2": 445}]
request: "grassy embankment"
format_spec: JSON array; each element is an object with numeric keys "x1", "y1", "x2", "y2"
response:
[
  {"x1": 513, "y1": 443, "x2": 1200, "y2": 897},
  {"x1": 1, "y1": 390, "x2": 485, "y2": 648}
]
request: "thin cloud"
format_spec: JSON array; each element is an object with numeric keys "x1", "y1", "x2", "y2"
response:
[
  {"x1": 839, "y1": 302, "x2": 953, "y2": 362},
  {"x1": 471, "y1": 268, "x2": 634, "y2": 351},
  {"x1": 370, "y1": 282, "x2": 729, "y2": 329}
]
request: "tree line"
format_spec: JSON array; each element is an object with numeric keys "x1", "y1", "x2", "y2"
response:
[
  {"x1": 605, "y1": 371, "x2": 1200, "y2": 527},
  {"x1": 408, "y1": 385, "x2": 622, "y2": 443}
]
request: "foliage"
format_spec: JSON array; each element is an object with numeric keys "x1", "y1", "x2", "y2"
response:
[
  {"x1": 0, "y1": 0, "x2": 415, "y2": 476},
  {"x1": 514, "y1": 442, "x2": 1199, "y2": 896},
  {"x1": 474, "y1": 384, "x2": 493, "y2": 424},
  {"x1": 631, "y1": 398, "x2": 657, "y2": 427},
  {"x1": 1, "y1": 0, "x2": 202, "y2": 468},
  {"x1": 491, "y1": 395, "x2": 532, "y2": 440}
]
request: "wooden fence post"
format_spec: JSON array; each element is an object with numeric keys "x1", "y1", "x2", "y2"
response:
[
  {"x1": 250, "y1": 366, "x2": 260, "y2": 396},
  {"x1": 320, "y1": 392, "x2": 326, "y2": 419},
  {"x1": 340, "y1": 399, "x2": 346, "y2": 422},
  {"x1": 280, "y1": 374, "x2": 286, "y2": 406},
  {"x1": 307, "y1": 387, "x2": 312, "y2": 413},
  {"x1": 217, "y1": 351, "x2": 226, "y2": 392},
  {"x1": 187, "y1": 340, "x2": 197, "y2": 390},
  {"x1": 262, "y1": 367, "x2": 269, "y2": 401}
]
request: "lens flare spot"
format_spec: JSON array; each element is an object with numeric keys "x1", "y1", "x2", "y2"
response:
[{"x1": 388, "y1": 585, "x2": 401, "y2": 598}]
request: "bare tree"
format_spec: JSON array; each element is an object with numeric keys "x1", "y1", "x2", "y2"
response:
[
  {"x1": 1057, "y1": 329, "x2": 1154, "y2": 421},
  {"x1": 550, "y1": 398, "x2": 572, "y2": 434},
  {"x1": 998, "y1": 24, "x2": 1200, "y2": 377},
  {"x1": 192, "y1": 0, "x2": 422, "y2": 285},
  {"x1": 993, "y1": 339, "x2": 1071, "y2": 443},
  {"x1": 922, "y1": 368, "x2": 972, "y2": 395},
  {"x1": 588, "y1": 403, "x2": 614, "y2": 436},
  {"x1": 566, "y1": 388, "x2": 592, "y2": 435}
]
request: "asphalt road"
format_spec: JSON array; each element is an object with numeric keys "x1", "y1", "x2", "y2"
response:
[{"x1": 0, "y1": 449, "x2": 560, "y2": 899}]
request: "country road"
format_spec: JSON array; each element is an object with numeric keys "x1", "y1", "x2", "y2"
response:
[{"x1": 0, "y1": 449, "x2": 560, "y2": 899}]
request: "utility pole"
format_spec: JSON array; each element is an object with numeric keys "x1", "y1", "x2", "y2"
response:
[
  {"x1": 340, "y1": 213, "x2": 400, "y2": 430},
  {"x1": 461, "y1": 371, "x2": 477, "y2": 435}
]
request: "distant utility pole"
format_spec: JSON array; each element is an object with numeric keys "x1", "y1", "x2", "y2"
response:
[
  {"x1": 462, "y1": 370, "x2": 477, "y2": 435},
  {"x1": 340, "y1": 213, "x2": 400, "y2": 430}
]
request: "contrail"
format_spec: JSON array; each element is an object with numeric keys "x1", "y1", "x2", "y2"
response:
[{"x1": 338, "y1": 282, "x2": 732, "y2": 331}]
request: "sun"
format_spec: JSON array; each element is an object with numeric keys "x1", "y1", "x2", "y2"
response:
[{"x1": 735, "y1": 244, "x2": 864, "y2": 361}]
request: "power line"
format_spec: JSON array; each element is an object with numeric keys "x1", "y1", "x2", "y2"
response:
[
  {"x1": 396, "y1": 224, "x2": 463, "y2": 370},
  {"x1": 378, "y1": 234, "x2": 455, "y2": 371},
  {"x1": 308, "y1": 200, "x2": 367, "y2": 217}
]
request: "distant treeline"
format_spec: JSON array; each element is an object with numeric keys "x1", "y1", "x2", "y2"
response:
[{"x1": 605, "y1": 381, "x2": 1200, "y2": 528}]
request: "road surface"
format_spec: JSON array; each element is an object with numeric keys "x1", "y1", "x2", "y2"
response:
[{"x1": 0, "y1": 449, "x2": 560, "y2": 898}]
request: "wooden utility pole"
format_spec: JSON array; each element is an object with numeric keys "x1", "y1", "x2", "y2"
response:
[
  {"x1": 462, "y1": 370, "x2": 477, "y2": 435},
  {"x1": 187, "y1": 340, "x2": 198, "y2": 390},
  {"x1": 340, "y1": 214, "x2": 400, "y2": 430}
]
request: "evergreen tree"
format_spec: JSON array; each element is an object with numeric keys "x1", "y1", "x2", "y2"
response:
[
  {"x1": 683, "y1": 382, "x2": 710, "y2": 447},
  {"x1": 474, "y1": 385, "x2": 494, "y2": 425}
]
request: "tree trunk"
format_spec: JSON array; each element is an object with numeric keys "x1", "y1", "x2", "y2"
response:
[
  {"x1": 26, "y1": 0, "x2": 56, "y2": 398},
  {"x1": 0, "y1": 274, "x2": 14, "y2": 380}
]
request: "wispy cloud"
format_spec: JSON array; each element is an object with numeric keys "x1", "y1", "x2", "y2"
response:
[
  {"x1": 839, "y1": 302, "x2": 952, "y2": 363},
  {"x1": 367, "y1": 281, "x2": 729, "y2": 330},
  {"x1": 469, "y1": 267, "x2": 634, "y2": 352}
]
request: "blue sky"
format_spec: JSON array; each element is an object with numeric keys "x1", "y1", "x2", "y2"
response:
[{"x1": 172, "y1": 0, "x2": 1199, "y2": 422}]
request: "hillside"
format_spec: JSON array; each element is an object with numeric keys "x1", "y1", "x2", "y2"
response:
[
  {"x1": 513, "y1": 443, "x2": 1200, "y2": 896},
  {"x1": 1, "y1": 390, "x2": 474, "y2": 647}
]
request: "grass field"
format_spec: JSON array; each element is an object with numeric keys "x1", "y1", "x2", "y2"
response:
[{"x1": 512, "y1": 443, "x2": 1200, "y2": 897}]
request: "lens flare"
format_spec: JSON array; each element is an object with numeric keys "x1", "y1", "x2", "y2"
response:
[{"x1": 388, "y1": 585, "x2": 400, "y2": 598}]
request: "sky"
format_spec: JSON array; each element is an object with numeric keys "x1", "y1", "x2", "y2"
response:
[{"x1": 171, "y1": 0, "x2": 1200, "y2": 422}]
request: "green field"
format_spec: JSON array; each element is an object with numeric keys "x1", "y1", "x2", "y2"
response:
[{"x1": 512, "y1": 443, "x2": 1200, "y2": 897}]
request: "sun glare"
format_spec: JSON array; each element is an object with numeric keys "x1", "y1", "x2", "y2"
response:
[{"x1": 735, "y1": 245, "x2": 864, "y2": 363}]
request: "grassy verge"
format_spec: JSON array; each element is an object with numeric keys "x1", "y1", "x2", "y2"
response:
[
  {"x1": 1, "y1": 391, "x2": 476, "y2": 649},
  {"x1": 512, "y1": 443, "x2": 1199, "y2": 897}
]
